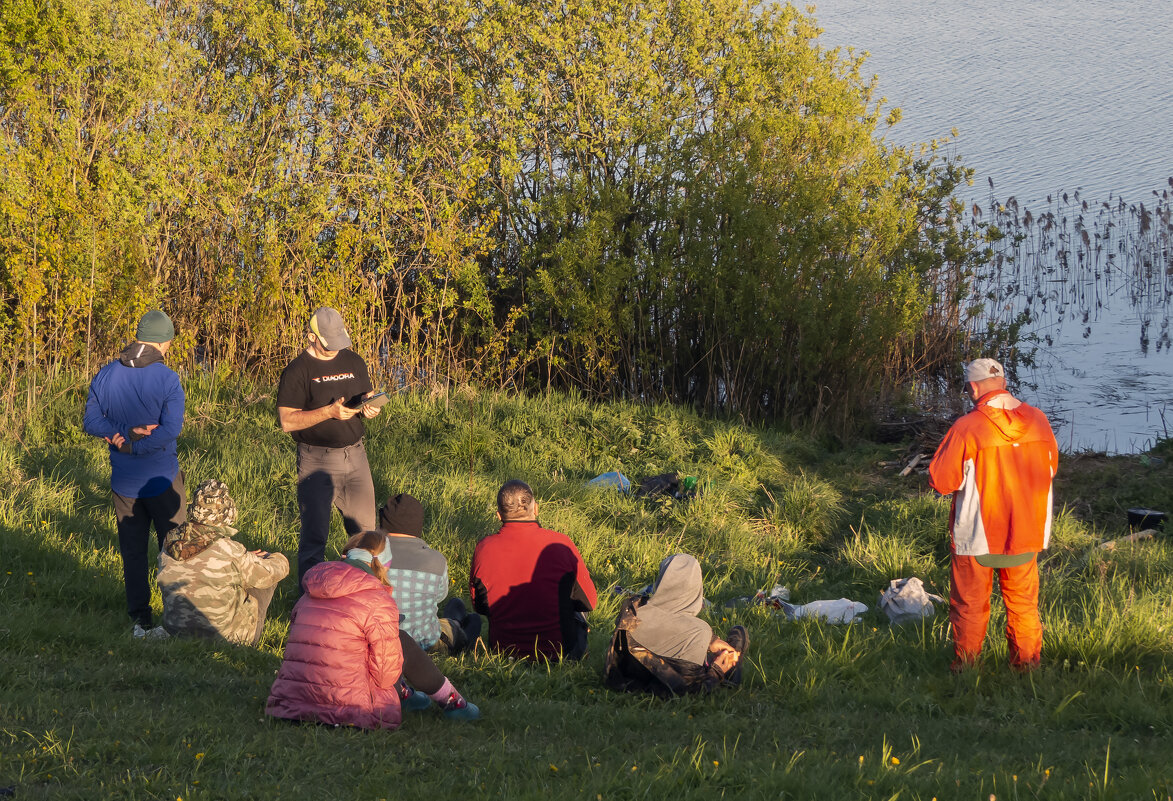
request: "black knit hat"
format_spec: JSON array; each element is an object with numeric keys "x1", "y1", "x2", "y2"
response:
[{"x1": 379, "y1": 493, "x2": 424, "y2": 537}]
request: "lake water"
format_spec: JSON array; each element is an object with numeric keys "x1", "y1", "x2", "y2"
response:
[{"x1": 814, "y1": 0, "x2": 1173, "y2": 453}]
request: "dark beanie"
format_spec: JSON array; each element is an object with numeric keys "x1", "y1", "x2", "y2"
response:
[
  {"x1": 379, "y1": 493, "x2": 424, "y2": 537},
  {"x1": 136, "y1": 310, "x2": 175, "y2": 343}
]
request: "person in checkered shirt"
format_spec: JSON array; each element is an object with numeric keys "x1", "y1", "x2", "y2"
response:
[{"x1": 379, "y1": 493, "x2": 481, "y2": 655}]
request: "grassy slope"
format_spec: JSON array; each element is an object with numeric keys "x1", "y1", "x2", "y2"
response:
[{"x1": 2, "y1": 374, "x2": 1173, "y2": 800}]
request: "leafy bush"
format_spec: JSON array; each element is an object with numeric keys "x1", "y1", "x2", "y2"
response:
[{"x1": 1, "y1": 0, "x2": 994, "y2": 427}]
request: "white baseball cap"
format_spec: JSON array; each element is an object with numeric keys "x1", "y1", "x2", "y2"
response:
[{"x1": 965, "y1": 358, "x2": 1005, "y2": 383}]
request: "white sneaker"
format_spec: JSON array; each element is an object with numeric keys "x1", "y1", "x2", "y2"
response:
[{"x1": 132, "y1": 624, "x2": 170, "y2": 640}]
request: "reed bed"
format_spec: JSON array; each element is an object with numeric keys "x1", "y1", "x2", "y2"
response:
[{"x1": 967, "y1": 178, "x2": 1173, "y2": 355}]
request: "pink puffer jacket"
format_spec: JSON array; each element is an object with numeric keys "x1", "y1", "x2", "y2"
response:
[{"x1": 266, "y1": 561, "x2": 403, "y2": 730}]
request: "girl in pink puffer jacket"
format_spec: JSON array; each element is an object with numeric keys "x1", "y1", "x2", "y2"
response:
[{"x1": 266, "y1": 531, "x2": 478, "y2": 729}]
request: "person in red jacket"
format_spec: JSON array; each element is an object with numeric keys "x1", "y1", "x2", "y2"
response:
[
  {"x1": 928, "y1": 358, "x2": 1058, "y2": 672},
  {"x1": 470, "y1": 480, "x2": 598, "y2": 661},
  {"x1": 266, "y1": 532, "x2": 478, "y2": 728}
]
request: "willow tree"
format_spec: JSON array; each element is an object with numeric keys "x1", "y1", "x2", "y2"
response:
[
  {"x1": 472, "y1": 0, "x2": 983, "y2": 422},
  {"x1": 1, "y1": 0, "x2": 990, "y2": 426},
  {"x1": 1, "y1": 0, "x2": 505, "y2": 384},
  {"x1": 151, "y1": 0, "x2": 504, "y2": 376},
  {"x1": 0, "y1": 0, "x2": 186, "y2": 385}
]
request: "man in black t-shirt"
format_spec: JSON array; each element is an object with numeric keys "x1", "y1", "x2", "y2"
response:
[{"x1": 276, "y1": 307, "x2": 383, "y2": 585}]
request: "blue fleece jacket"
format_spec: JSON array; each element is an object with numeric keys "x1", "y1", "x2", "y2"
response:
[{"x1": 83, "y1": 355, "x2": 185, "y2": 499}]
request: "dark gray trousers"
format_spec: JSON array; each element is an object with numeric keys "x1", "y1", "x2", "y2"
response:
[{"x1": 296, "y1": 441, "x2": 376, "y2": 586}]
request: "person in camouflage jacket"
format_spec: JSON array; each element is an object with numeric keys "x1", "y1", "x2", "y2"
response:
[{"x1": 158, "y1": 479, "x2": 289, "y2": 644}]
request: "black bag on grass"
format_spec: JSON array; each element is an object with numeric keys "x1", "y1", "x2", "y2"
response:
[{"x1": 635, "y1": 472, "x2": 700, "y2": 500}]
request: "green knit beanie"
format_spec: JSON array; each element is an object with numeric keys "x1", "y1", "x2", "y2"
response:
[{"x1": 136, "y1": 310, "x2": 174, "y2": 343}]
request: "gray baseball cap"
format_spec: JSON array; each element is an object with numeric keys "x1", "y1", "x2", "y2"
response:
[{"x1": 309, "y1": 307, "x2": 352, "y2": 350}]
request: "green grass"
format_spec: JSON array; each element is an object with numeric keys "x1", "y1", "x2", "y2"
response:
[{"x1": 3, "y1": 374, "x2": 1173, "y2": 799}]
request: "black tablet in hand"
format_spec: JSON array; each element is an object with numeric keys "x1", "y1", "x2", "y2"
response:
[{"x1": 347, "y1": 390, "x2": 388, "y2": 410}]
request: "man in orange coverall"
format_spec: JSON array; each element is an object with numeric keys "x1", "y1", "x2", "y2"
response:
[{"x1": 928, "y1": 358, "x2": 1058, "y2": 671}]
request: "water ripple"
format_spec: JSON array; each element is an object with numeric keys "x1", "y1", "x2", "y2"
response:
[
  {"x1": 816, "y1": 0, "x2": 1173, "y2": 206},
  {"x1": 816, "y1": 0, "x2": 1173, "y2": 452}
]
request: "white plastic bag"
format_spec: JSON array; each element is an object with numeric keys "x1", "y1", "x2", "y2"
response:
[
  {"x1": 878, "y1": 577, "x2": 945, "y2": 625},
  {"x1": 781, "y1": 598, "x2": 868, "y2": 624}
]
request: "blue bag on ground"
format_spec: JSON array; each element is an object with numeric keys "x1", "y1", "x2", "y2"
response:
[{"x1": 588, "y1": 472, "x2": 631, "y2": 492}]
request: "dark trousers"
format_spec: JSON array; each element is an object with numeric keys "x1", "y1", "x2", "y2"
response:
[
  {"x1": 296, "y1": 441, "x2": 376, "y2": 585},
  {"x1": 430, "y1": 600, "x2": 483, "y2": 656},
  {"x1": 400, "y1": 631, "x2": 445, "y2": 694},
  {"x1": 113, "y1": 472, "x2": 186, "y2": 627},
  {"x1": 565, "y1": 611, "x2": 590, "y2": 661}
]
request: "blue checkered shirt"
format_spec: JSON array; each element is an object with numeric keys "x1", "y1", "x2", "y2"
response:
[{"x1": 384, "y1": 539, "x2": 449, "y2": 648}]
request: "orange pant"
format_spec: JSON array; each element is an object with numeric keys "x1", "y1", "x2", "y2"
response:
[{"x1": 949, "y1": 554, "x2": 1042, "y2": 670}]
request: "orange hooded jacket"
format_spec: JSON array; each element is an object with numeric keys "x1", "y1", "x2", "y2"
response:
[{"x1": 928, "y1": 390, "x2": 1058, "y2": 556}]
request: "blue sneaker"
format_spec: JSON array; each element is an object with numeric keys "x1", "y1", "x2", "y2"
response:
[
  {"x1": 441, "y1": 692, "x2": 480, "y2": 721},
  {"x1": 401, "y1": 685, "x2": 433, "y2": 712}
]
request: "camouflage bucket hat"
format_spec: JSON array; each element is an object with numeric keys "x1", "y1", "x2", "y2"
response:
[{"x1": 190, "y1": 479, "x2": 238, "y2": 527}]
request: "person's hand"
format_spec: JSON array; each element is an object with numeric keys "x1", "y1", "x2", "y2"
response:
[
  {"x1": 361, "y1": 390, "x2": 382, "y2": 419},
  {"x1": 104, "y1": 432, "x2": 126, "y2": 448},
  {"x1": 131, "y1": 424, "x2": 159, "y2": 437},
  {"x1": 329, "y1": 397, "x2": 360, "y2": 420},
  {"x1": 709, "y1": 640, "x2": 740, "y2": 674},
  {"x1": 251, "y1": 549, "x2": 270, "y2": 558}
]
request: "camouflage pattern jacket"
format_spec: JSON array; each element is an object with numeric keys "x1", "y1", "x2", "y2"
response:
[{"x1": 158, "y1": 529, "x2": 289, "y2": 643}]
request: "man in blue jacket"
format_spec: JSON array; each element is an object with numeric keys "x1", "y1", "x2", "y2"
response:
[{"x1": 84, "y1": 310, "x2": 186, "y2": 638}]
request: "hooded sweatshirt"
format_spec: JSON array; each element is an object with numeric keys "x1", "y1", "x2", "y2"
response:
[
  {"x1": 83, "y1": 343, "x2": 184, "y2": 498},
  {"x1": 928, "y1": 390, "x2": 1058, "y2": 556},
  {"x1": 628, "y1": 554, "x2": 713, "y2": 665},
  {"x1": 265, "y1": 561, "x2": 402, "y2": 730}
]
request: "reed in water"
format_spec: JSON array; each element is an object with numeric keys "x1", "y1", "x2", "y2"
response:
[{"x1": 968, "y1": 177, "x2": 1173, "y2": 355}]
